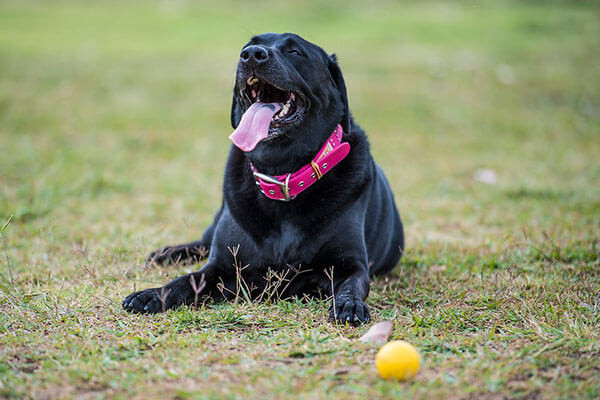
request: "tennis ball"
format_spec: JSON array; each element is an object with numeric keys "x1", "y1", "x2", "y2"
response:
[{"x1": 375, "y1": 340, "x2": 421, "y2": 380}]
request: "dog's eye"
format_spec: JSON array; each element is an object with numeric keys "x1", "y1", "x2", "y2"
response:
[{"x1": 287, "y1": 49, "x2": 302, "y2": 56}]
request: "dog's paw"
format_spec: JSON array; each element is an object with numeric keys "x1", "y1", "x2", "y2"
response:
[
  {"x1": 146, "y1": 244, "x2": 207, "y2": 267},
  {"x1": 146, "y1": 246, "x2": 179, "y2": 267},
  {"x1": 122, "y1": 288, "x2": 163, "y2": 313},
  {"x1": 329, "y1": 295, "x2": 371, "y2": 325}
]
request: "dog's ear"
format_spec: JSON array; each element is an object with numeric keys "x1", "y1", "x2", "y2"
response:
[
  {"x1": 328, "y1": 53, "x2": 350, "y2": 133},
  {"x1": 230, "y1": 88, "x2": 243, "y2": 129}
]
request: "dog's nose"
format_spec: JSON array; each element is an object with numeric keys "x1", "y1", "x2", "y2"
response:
[{"x1": 240, "y1": 45, "x2": 269, "y2": 65}]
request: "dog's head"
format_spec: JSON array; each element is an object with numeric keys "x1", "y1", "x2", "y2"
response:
[{"x1": 230, "y1": 33, "x2": 349, "y2": 159}]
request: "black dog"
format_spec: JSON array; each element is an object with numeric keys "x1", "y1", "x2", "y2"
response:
[{"x1": 122, "y1": 33, "x2": 404, "y2": 324}]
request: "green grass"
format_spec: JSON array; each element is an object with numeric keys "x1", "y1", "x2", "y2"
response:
[{"x1": 1, "y1": 0, "x2": 599, "y2": 398}]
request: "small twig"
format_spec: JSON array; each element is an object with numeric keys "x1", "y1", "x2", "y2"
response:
[
  {"x1": 258, "y1": 269, "x2": 288, "y2": 303},
  {"x1": 186, "y1": 245, "x2": 208, "y2": 263},
  {"x1": 0, "y1": 215, "x2": 16, "y2": 292},
  {"x1": 255, "y1": 269, "x2": 275, "y2": 303},
  {"x1": 189, "y1": 273, "x2": 206, "y2": 308},
  {"x1": 278, "y1": 265, "x2": 311, "y2": 300},
  {"x1": 1, "y1": 215, "x2": 13, "y2": 234},
  {"x1": 228, "y1": 245, "x2": 252, "y2": 304},
  {"x1": 52, "y1": 281, "x2": 66, "y2": 318},
  {"x1": 521, "y1": 227, "x2": 529, "y2": 242},
  {"x1": 324, "y1": 266, "x2": 336, "y2": 320},
  {"x1": 160, "y1": 287, "x2": 171, "y2": 313},
  {"x1": 229, "y1": 245, "x2": 241, "y2": 304},
  {"x1": 217, "y1": 278, "x2": 237, "y2": 299}
]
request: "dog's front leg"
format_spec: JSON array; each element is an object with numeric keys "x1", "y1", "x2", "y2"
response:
[
  {"x1": 329, "y1": 270, "x2": 371, "y2": 325},
  {"x1": 122, "y1": 262, "x2": 225, "y2": 313}
]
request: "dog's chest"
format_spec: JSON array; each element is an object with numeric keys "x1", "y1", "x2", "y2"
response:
[{"x1": 260, "y1": 220, "x2": 309, "y2": 265}]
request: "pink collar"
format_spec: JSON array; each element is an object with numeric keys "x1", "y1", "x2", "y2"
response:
[{"x1": 251, "y1": 124, "x2": 350, "y2": 201}]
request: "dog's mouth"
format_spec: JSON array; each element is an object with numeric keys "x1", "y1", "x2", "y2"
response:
[
  {"x1": 229, "y1": 76, "x2": 307, "y2": 152},
  {"x1": 243, "y1": 76, "x2": 305, "y2": 130}
]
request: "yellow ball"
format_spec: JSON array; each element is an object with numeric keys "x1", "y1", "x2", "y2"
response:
[{"x1": 375, "y1": 340, "x2": 421, "y2": 380}]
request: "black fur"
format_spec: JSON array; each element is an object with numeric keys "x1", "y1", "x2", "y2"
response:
[{"x1": 122, "y1": 33, "x2": 404, "y2": 324}]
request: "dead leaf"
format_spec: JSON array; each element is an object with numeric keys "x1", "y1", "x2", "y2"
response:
[{"x1": 359, "y1": 320, "x2": 394, "y2": 344}]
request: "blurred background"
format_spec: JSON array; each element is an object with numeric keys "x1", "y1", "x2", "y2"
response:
[{"x1": 1, "y1": 0, "x2": 598, "y2": 256}]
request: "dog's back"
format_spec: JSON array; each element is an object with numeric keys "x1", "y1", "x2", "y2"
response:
[{"x1": 365, "y1": 163, "x2": 404, "y2": 276}]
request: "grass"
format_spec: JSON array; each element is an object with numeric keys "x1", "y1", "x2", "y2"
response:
[{"x1": 1, "y1": 0, "x2": 599, "y2": 398}]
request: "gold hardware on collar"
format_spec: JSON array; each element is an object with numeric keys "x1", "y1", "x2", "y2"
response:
[{"x1": 311, "y1": 161, "x2": 323, "y2": 180}]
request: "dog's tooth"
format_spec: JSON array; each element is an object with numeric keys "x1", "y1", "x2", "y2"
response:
[
  {"x1": 247, "y1": 76, "x2": 258, "y2": 85},
  {"x1": 290, "y1": 92, "x2": 295, "y2": 101}
]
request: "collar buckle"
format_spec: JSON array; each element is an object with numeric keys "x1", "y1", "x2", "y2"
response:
[{"x1": 252, "y1": 171, "x2": 293, "y2": 201}]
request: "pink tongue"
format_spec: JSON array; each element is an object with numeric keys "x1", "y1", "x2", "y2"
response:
[{"x1": 229, "y1": 102, "x2": 282, "y2": 152}]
